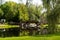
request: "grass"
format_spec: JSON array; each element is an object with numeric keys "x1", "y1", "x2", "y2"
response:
[
  {"x1": 0, "y1": 33, "x2": 60, "y2": 40},
  {"x1": 0, "y1": 24, "x2": 19, "y2": 28},
  {"x1": 0, "y1": 34, "x2": 60, "y2": 40}
]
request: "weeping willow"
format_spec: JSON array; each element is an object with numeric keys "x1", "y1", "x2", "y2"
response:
[{"x1": 42, "y1": 0, "x2": 60, "y2": 33}]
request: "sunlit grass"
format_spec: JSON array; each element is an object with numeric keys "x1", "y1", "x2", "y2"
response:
[
  {"x1": 0, "y1": 24, "x2": 19, "y2": 28},
  {"x1": 0, "y1": 35, "x2": 60, "y2": 40}
]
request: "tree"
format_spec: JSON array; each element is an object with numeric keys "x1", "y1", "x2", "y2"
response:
[
  {"x1": 26, "y1": 0, "x2": 42, "y2": 22},
  {"x1": 1, "y1": 1, "x2": 18, "y2": 22},
  {"x1": 0, "y1": 8, "x2": 4, "y2": 19},
  {"x1": 18, "y1": 4, "x2": 29, "y2": 22},
  {"x1": 42, "y1": 0, "x2": 60, "y2": 33},
  {"x1": 28, "y1": 4, "x2": 42, "y2": 22}
]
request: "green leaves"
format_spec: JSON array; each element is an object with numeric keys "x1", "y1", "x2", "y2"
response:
[
  {"x1": 1, "y1": 2, "x2": 18, "y2": 21},
  {"x1": 0, "y1": 8, "x2": 4, "y2": 18},
  {"x1": 0, "y1": 1, "x2": 42, "y2": 22},
  {"x1": 28, "y1": 4, "x2": 41, "y2": 21},
  {"x1": 42, "y1": 0, "x2": 60, "y2": 33},
  {"x1": 18, "y1": 4, "x2": 29, "y2": 22}
]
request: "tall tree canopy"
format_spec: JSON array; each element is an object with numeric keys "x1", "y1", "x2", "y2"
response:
[
  {"x1": 1, "y1": 1, "x2": 18, "y2": 22},
  {"x1": 0, "y1": 0, "x2": 42, "y2": 24},
  {"x1": 42, "y1": 0, "x2": 60, "y2": 33},
  {"x1": 18, "y1": 4, "x2": 29, "y2": 22}
]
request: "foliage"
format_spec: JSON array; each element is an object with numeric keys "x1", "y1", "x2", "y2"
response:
[
  {"x1": 1, "y1": 1, "x2": 18, "y2": 22},
  {"x1": 42, "y1": 0, "x2": 60, "y2": 33},
  {"x1": 0, "y1": 1, "x2": 42, "y2": 22},
  {"x1": 18, "y1": 4, "x2": 29, "y2": 22},
  {"x1": 28, "y1": 4, "x2": 42, "y2": 22},
  {"x1": 0, "y1": 8, "x2": 4, "y2": 19}
]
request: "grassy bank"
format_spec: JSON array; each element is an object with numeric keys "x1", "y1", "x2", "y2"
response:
[
  {"x1": 0, "y1": 35, "x2": 60, "y2": 40},
  {"x1": 0, "y1": 24, "x2": 19, "y2": 28}
]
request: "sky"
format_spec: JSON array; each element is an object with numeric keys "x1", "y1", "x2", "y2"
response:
[{"x1": 4, "y1": 0, "x2": 43, "y2": 5}]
